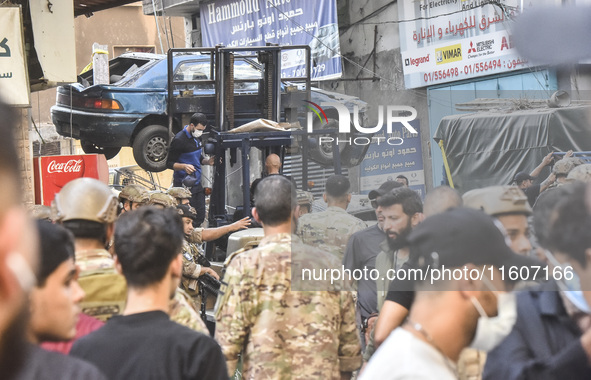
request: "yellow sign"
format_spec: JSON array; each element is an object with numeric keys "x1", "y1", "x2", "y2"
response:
[
  {"x1": 0, "y1": 7, "x2": 30, "y2": 106},
  {"x1": 435, "y1": 44, "x2": 462, "y2": 65}
]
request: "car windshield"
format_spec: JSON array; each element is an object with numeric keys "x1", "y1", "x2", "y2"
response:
[{"x1": 116, "y1": 55, "x2": 266, "y2": 91}]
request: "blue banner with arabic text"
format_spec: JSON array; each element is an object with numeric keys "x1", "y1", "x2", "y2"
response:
[
  {"x1": 200, "y1": 0, "x2": 341, "y2": 80},
  {"x1": 360, "y1": 120, "x2": 426, "y2": 199}
]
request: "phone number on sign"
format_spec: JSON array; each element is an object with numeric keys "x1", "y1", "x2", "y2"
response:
[{"x1": 423, "y1": 59, "x2": 529, "y2": 84}]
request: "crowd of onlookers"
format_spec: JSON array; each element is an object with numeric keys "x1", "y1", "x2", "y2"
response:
[{"x1": 3, "y1": 93, "x2": 591, "y2": 380}]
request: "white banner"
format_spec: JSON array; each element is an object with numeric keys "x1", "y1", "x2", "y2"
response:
[
  {"x1": 0, "y1": 7, "x2": 30, "y2": 106},
  {"x1": 397, "y1": 0, "x2": 560, "y2": 89}
]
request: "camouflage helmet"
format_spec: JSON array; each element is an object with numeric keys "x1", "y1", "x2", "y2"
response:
[
  {"x1": 553, "y1": 157, "x2": 584, "y2": 175},
  {"x1": 177, "y1": 204, "x2": 197, "y2": 220},
  {"x1": 296, "y1": 190, "x2": 314, "y2": 206},
  {"x1": 146, "y1": 191, "x2": 177, "y2": 208},
  {"x1": 52, "y1": 178, "x2": 118, "y2": 224},
  {"x1": 119, "y1": 184, "x2": 148, "y2": 202},
  {"x1": 167, "y1": 187, "x2": 192, "y2": 202},
  {"x1": 567, "y1": 163, "x2": 591, "y2": 182},
  {"x1": 463, "y1": 185, "x2": 532, "y2": 216}
]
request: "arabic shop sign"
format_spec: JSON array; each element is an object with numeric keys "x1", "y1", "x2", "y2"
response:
[
  {"x1": 359, "y1": 119, "x2": 426, "y2": 199},
  {"x1": 0, "y1": 7, "x2": 30, "y2": 106},
  {"x1": 397, "y1": 0, "x2": 545, "y2": 88},
  {"x1": 200, "y1": 0, "x2": 342, "y2": 80}
]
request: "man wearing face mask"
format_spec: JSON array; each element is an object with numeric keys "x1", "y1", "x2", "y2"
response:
[
  {"x1": 484, "y1": 182, "x2": 591, "y2": 380},
  {"x1": 361, "y1": 208, "x2": 537, "y2": 380},
  {"x1": 167, "y1": 112, "x2": 215, "y2": 227}
]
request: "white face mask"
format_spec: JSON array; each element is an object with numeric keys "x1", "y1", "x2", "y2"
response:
[
  {"x1": 469, "y1": 292, "x2": 517, "y2": 351},
  {"x1": 192, "y1": 129, "x2": 203, "y2": 139},
  {"x1": 545, "y1": 250, "x2": 591, "y2": 314}
]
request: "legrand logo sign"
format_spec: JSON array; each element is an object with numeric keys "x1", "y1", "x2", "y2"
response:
[
  {"x1": 305, "y1": 101, "x2": 417, "y2": 146},
  {"x1": 405, "y1": 54, "x2": 430, "y2": 67},
  {"x1": 436, "y1": 43, "x2": 462, "y2": 65}
]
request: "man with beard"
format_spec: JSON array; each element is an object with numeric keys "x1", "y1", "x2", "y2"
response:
[
  {"x1": 343, "y1": 180, "x2": 403, "y2": 349},
  {"x1": 374, "y1": 187, "x2": 423, "y2": 311},
  {"x1": 0, "y1": 101, "x2": 40, "y2": 380}
]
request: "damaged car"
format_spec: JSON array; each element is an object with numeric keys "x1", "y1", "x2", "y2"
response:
[{"x1": 51, "y1": 52, "x2": 368, "y2": 172}]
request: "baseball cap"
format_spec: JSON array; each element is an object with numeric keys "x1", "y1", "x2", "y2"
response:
[
  {"x1": 408, "y1": 208, "x2": 539, "y2": 282},
  {"x1": 514, "y1": 6, "x2": 591, "y2": 66},
  {"x1": 368, "y1": 180, "x2": 404, "y2": 201},
  {"x1": 463, "y1": 186, "x2": 532, "y2": 216},
  {"x1": 513, "y1": 172, "x2": 534, "y2": 184}
]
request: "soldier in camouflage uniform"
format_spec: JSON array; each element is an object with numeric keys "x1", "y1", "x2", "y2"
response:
[
  {"x1": 53, "y1": 178, "x2": 126, "y2": 321},
  {"x1": 54, "y1": 179, "x2": 209, "y2": 334},
  {"x1": 215, "y1": 176, "x2": 361, "y2": 379},
  {"x1": 145, "y1": 191, "x2": 177, "y2": 209},
  {"x1": 176, "y1": 204, "x2": 219, "y2": 299},
  {"x1": 118, "y1": 184, "x2": 147, "y2": 213},
  {"x1": 296, "y1": 189, "x2": 314, "y2": 217},
  {"x1": 296, "y1": 175, "x2": 366, "y2": 261},
  {"x1": 168, "y1": 187, "x2": 192, "y2": 205}
]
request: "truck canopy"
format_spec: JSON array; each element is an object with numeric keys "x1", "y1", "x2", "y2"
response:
[{"x1": 434, "y1": 105, "x2": 591, "y2": 193}]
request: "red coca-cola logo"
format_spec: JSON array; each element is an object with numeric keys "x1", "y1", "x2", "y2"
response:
[
  {"x1": 47, "y1": 159, "x2": 83, "y2": 174},
  {"x1": 46, "y1": 157, "x2": 86, "y2": 187}
]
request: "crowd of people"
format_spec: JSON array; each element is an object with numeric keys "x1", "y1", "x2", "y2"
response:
[{"x1": 2, "y1": 103, "x2": 591, "y2": 380}]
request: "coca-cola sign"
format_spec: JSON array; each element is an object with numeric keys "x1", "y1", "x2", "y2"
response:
[
  {"x1": 34, "y1": 154, "x2": 109, "y2": 206},
  {"x1": 47, "y1": 159, "x2": 83, "y2": 174}
]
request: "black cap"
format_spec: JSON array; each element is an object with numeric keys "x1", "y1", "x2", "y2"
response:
[
  {"x1": 513, "y1": 171, "x2": 534, "y2": 184},
  {"x1": 368, "y1": 180, "x2": 403, "y2": 200},
  {"x1": 177, "y1": 204, "x2": 197, "y2": 220},
  {"x1": 408, "y1": 208, "x2": 540, "y2": 279}
]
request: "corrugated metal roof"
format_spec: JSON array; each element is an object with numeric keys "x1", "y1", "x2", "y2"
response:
[{"x1": 74, "y1": 0, "x2": 137, "y2": 16}]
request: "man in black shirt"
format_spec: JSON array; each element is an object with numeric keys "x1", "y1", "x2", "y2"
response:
[
  {"x1": 71, "y1": 207, "x2": 227, "y2": 380},
  {"x1": 343, "y1": 180, "x2": 402, "y2": 348}
]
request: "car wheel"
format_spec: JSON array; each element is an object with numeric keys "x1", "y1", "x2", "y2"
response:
[
  {"x1": 80, "y1": 140, "x2": 121, "y2": 160},
  {"x1": 132, "y1": 124, "x2": 169, "y2": 172},
  {"x1": 309, "y1": 118, "x2": 347, "y2": 167}
]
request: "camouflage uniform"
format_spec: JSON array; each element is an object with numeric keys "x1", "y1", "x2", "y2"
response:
[
  {"x1": 296, "y1": 206, "x2": 367, "y2": 261},
  {"x1": 76, "y1": 248, "x2": 209, "y2": 334},
  {"x1": 170, "y1": 288, "x2": 210, "y2": 335},
  {"x1": 180, "y1": 240, "x2": 205, "y2": 297},
  {"x1": 215, "y1": 233, "x2": 361, "y2": 379},
  {"x1": 189, "y1": 227, "x2": 203, "y2": 245},
  {"x1": 76, "y1": 249, "x2": 127, "y2": 321}
]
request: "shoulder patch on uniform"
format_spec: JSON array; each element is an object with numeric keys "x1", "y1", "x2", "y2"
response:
[{"x1": 183, "y1": 252, "x2": 193, "y2": 261}]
